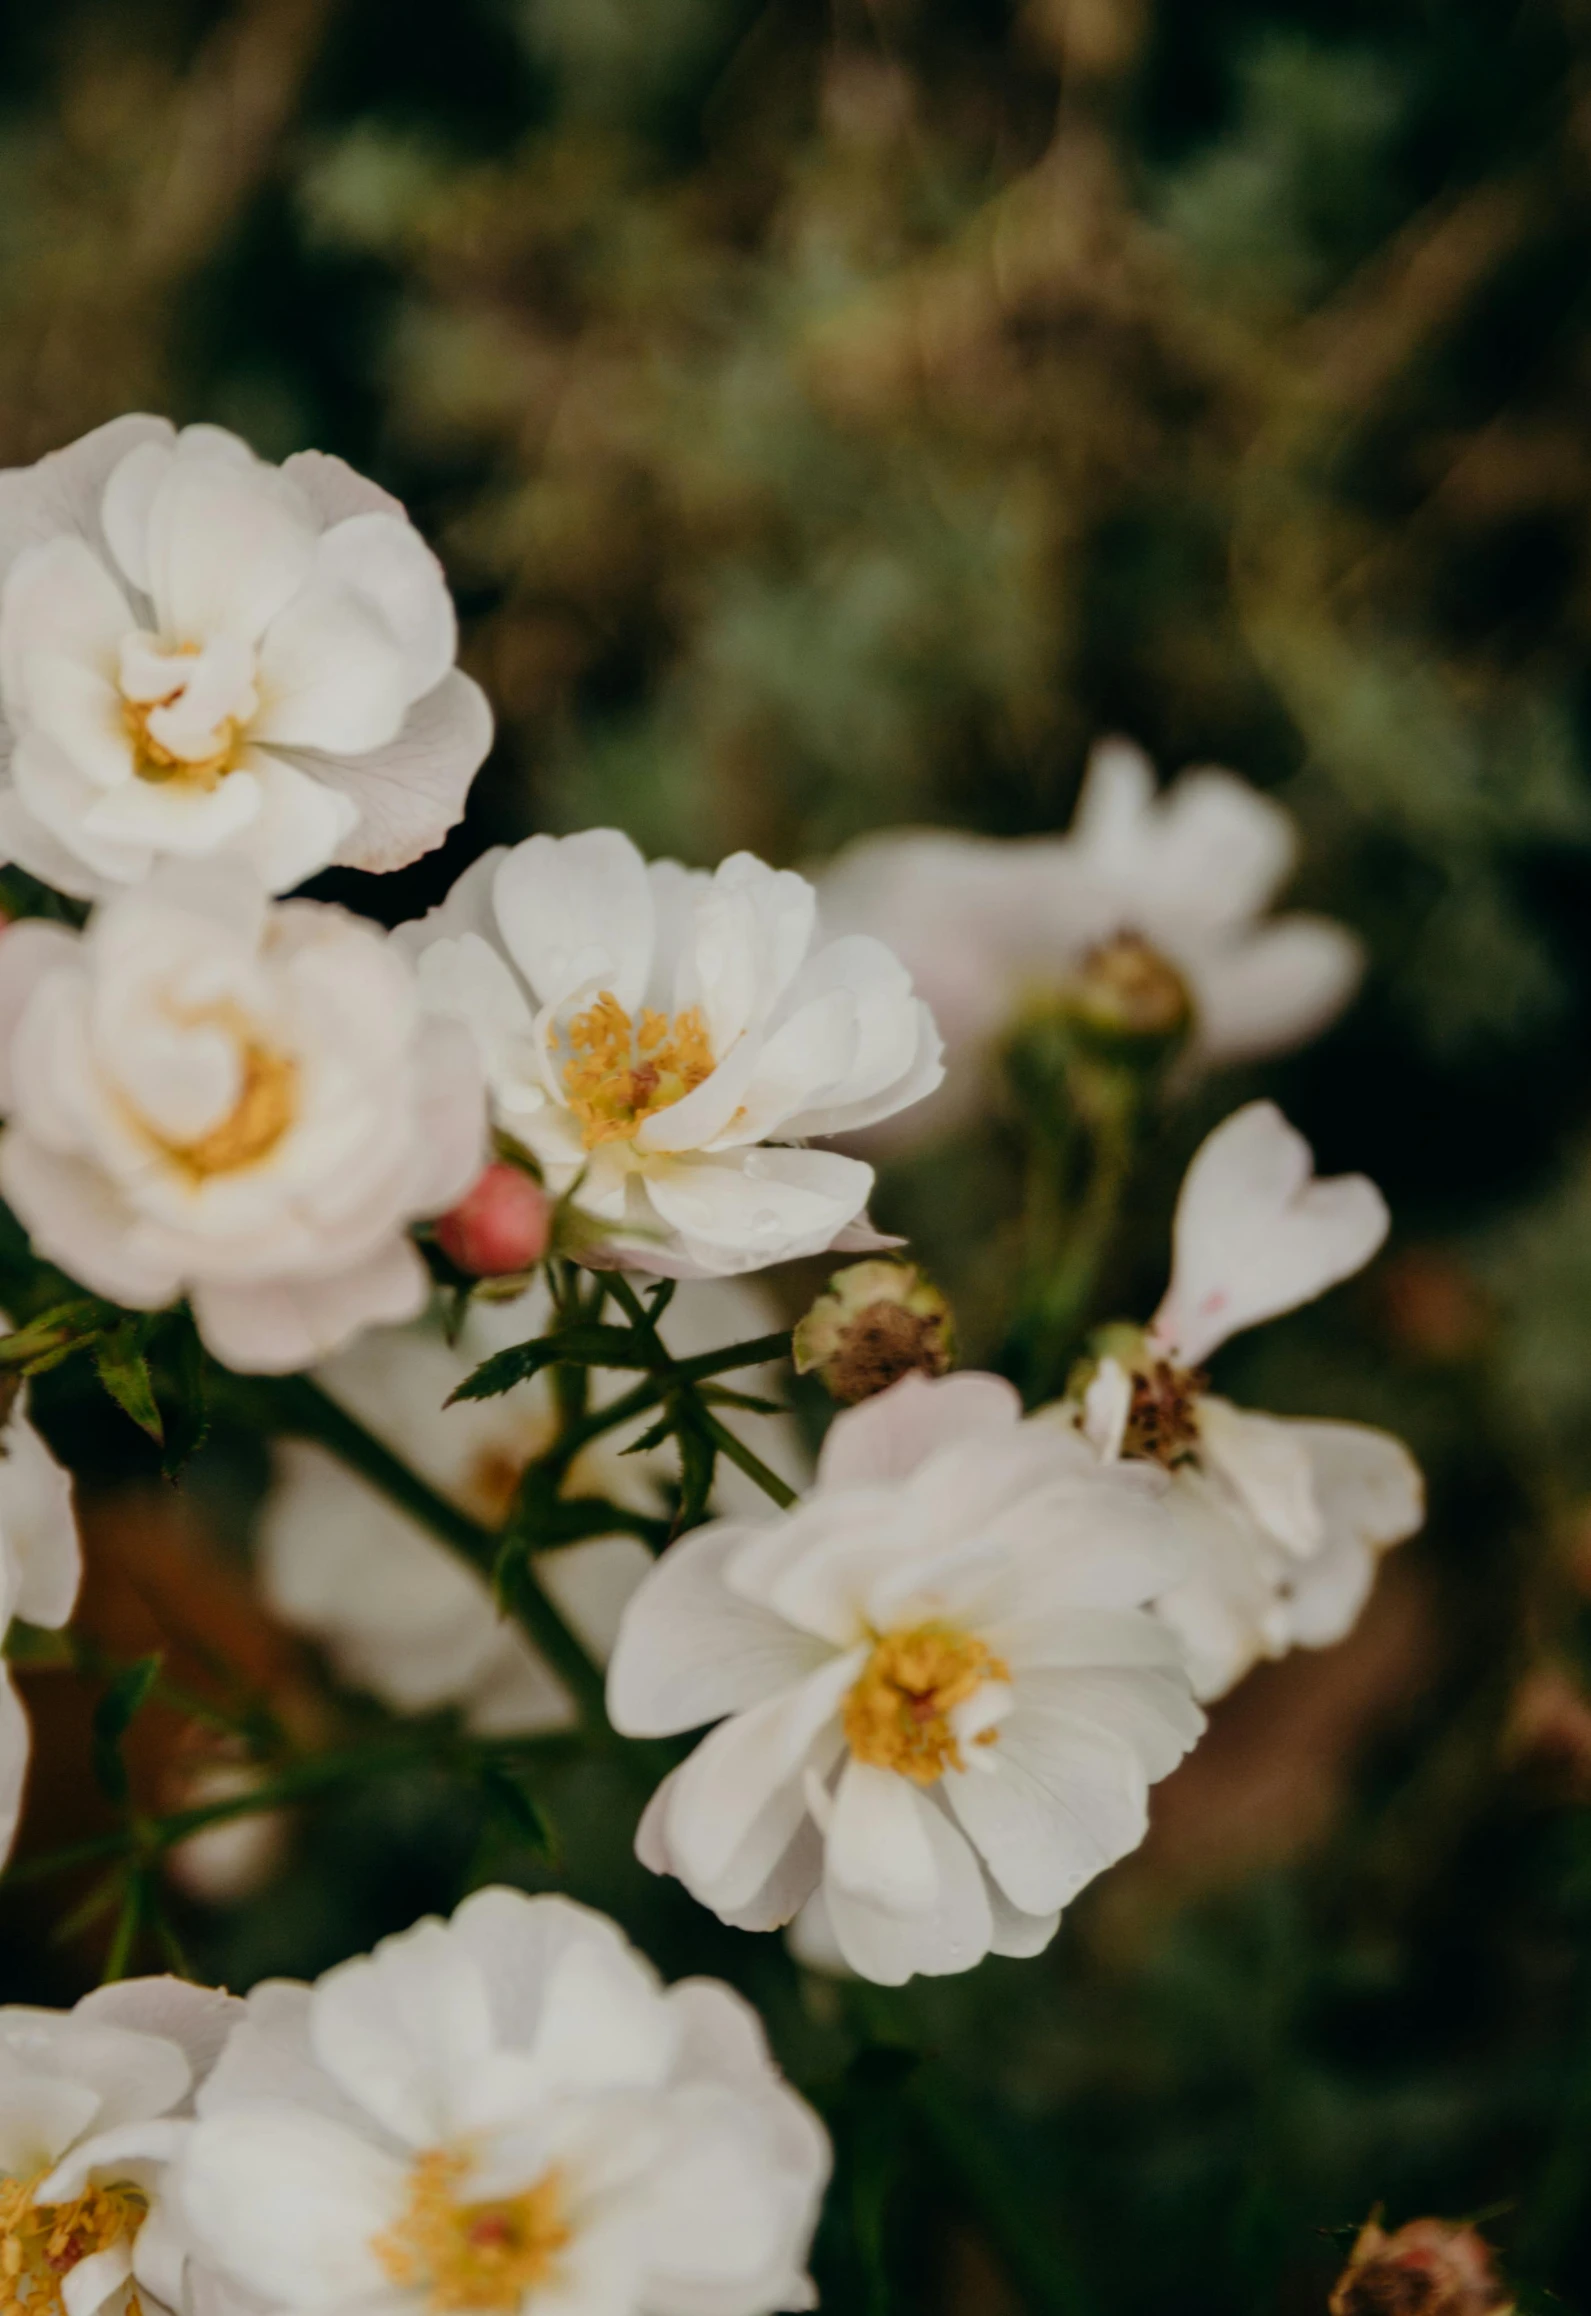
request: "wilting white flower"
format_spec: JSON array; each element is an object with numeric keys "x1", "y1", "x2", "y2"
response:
[
  {"x1": 818, "y1": 737, "x2": 1361, "y2": 1144},
  {"x1": 396, "y1": 829, "x2": 942, "y2": 1279},
  {"x1": 260, "y1": 1276, "x2": 803, "y2": 1734},
  {"x1": 608, "y1": 1372, "x2": 1203, "y2": 1986},
  {"x1": 0, "y1": 1976, "x2": 240, "y2": 2316},
  {"x1": 1068, "y1": 1101, "x2": 1423, "y2": 1700},
  {"x1": 0, "y1": 866, "x2": 486, "y2": 1375},
  {"x1": 178, "y1": 1887, "x2": 829, "y2": 2316},
  {"x1": 0, "y1": 1380, "x2": 78, "y2": 1864},
  {"x1": 0, "y1": 415, "x2": 491, "y2": 899}
]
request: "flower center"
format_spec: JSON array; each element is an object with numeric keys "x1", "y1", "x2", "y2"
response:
[
  {"x1": 118, "y1": 634, "x2": 256, "y2": 792},
  {"x1": 562, "y1": 991, "x2": 713, "y2": 1149},
  {"x1": 374, "y1": 2149, "x2": 570, "y2": 2315},
  {"x1": 158, "y1": 1042, "x2": 299, "y2": 1181},
  {"x1": 0, "y1": 2172, "x2": 148, "y2": 2316},
  {"x1": 844, "y1": 1624, "x2": 1008, "y2": 1785},
  {"x1": 1119, "y1": 1359, "x2": 1204, "y2": 1469},
  {"x1": 1067, "y1": 934, "x2": 1192, "y2": 1042},
  {"x1": 122, "y1": 697, "x2": 240, "y2": 791}
]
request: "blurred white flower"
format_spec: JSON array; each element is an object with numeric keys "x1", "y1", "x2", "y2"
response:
[
  {"x1": 179, "y1": 1887, "x2": 829, "y2": 2316},
  {"x1": 818, "y1": 737, "x2": 1362, "y2": 1144},
  {"x1": 396, "y1": 829, "x2": 942, "y2": 1279},
  {"x1": 608, "y1": 1372, "x2": 1202, "y2": 1986},
  {"x1": 0, "y1": 1976, "x2": 240, "y2": 2316},
  {"x1": 1069, "y1": 1101, "x2": 1423, "y2": 1699},
  {"x1": 260, "y1": 1276, "x2": 803, "y2": 1734},
  {"x1": 0, "y1": 866, "x2": 486, "y2": 1375},
  {"x1": 0, "y1": 1377, "x2": 78, "y2": 1864},
  {"x1": 163, "y1": 1755, "x2": 290, "y2": 1908},
  {"x1": 0, "y1": 415, "x2": 491, "y2": 899}
]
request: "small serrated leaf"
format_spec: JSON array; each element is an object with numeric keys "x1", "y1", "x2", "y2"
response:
[
  {"x1": 91, "y1": 1654, "x2": 163, "y2": 1805},
  {"x1": 447, "y1": 1340, "x2": 563, "y2": 1404},
  {"x1": 675, "y1": 1411, "x2": 717, "y2": 1532},
  {"x1": 478, "y1": 1763, "x2": 558, "y2": 1861},
  {"x1": 158, "y1": 1313, "x2": 209, "y2": 1479},
  {"x1": 93, "y1": 1324, "x2": 163, "y2": 1443},
  {"x1": 0, "y1": 1297, "x2": 110, "y2": 1375},
  {"x1": 621, "y1": 1413, "x2": 675, "y2": 1457}
]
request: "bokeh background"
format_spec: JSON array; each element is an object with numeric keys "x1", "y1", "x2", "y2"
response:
[{"x1": 5, "y1": 0, "x2": 1591, "y2": 2309}]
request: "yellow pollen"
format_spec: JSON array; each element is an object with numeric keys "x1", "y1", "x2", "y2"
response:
[
  {"x1": 121, "y1": 683, "x2": 239, "y2": 794},
  {"x1": 562, "y1": 991, "x2": 713, "y2": 1149},
  {"x1": 0, "y1": 2172, "x2": 148, "y2": 2316},
  {"x1": 844, "y1": 1624, "x2": 1008, "y2": 1785},
  {"x1": 160, "y1": 1043, "x2": 299, "y2": 1181},
  {"x1": 374, "y1": 2149, "x2": 570, "y2": 2315}
]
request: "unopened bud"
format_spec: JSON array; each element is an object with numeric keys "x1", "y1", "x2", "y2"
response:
[
  {"x1": 1063, "y1": 933, "x2": 1192, "y2": 1060},
  {"x1": 794, "y1": 1261, "x2": 953, "y2": 1404},
  {"x1": 1329, "y1": 2217, "x2": 1514, "y2": 2316},
  {"x1": 435, "y1": 1163, "x2": 552, "y2": 1278}
]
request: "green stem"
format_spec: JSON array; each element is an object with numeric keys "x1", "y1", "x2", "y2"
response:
[
  {"x1": 229, "y1": 1374, "x2": 612, "y2": 1737},
  {"x1": 697, "y1": 1408, "x2": 797, "y2": 1508},
  {"x1": 911, "y1": 2072, "x2": 1097, "y2": 2316},
  {"x1": 5, "y1": 1727, "x2": 581, "y2": 1886},
  {"x1": 1011, "y1": 1074, "x2": 1139, "y2": 1407}
]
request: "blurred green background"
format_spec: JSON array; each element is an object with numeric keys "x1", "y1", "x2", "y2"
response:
[{"x1": 8, "y1": 0, "x2": 1591, "y2": 2310}]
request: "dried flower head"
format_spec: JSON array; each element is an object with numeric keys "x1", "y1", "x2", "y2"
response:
[
  {"x1": 793, "y1": 1260, "x2": 953, "y2": 1403},
  {"x1": 1329, "y1": 2217, "x2": 1514, "y2": 2316}
]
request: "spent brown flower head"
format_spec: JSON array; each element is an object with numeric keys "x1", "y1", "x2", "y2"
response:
[
  {"x1": 1329, "y1": 2217, "x2": 1513, "y2": 2316},
  {"x1": 793, "y1": 1261, "x2": 954, "y2": 1404}
]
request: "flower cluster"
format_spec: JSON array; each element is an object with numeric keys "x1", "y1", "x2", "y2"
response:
[
  {"x1": 0, "y1": 1894, "x2": 828, "y2": 2316},
  {"x1": 0, "y1": 408, "x2": 1432, "y2": 2295}
]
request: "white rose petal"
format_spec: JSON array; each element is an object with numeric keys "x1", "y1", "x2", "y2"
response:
[
  {"x1": 610, "y1": 1371, "x2": 1203, "y2": 1984},
  {"x1": 0, "y1": 864, "x2": 487, "y2": 1374},
  {"x1": 817, "y1": 736, "x2": 1363, "y2": 1149},
  {"x1": 397, "y1": 828, "x2": 942, "y2": 1279},
  {"x1": 180, "y1": 1889, "x2": 828, "y2": 2316},
  {"x1": 0, "y1": 417, "x2": 490, "y2": 896}
]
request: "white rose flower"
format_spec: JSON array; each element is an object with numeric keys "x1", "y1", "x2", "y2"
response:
[
  {"x1": 0, "y1": 1377, "x2": 79, "y2": 1863},
  {"x1": 178, "y1": 1887, "x2": 829, "y2": 2316},
  {"x1": 0, "y1": 1975, "x2": 241, "y2": 2316},
  {"x1": 260, "y1": 1276, "x2": 804, "y2": 1735},
  {"x1": 818, "y1": 737, "x2": 1362, "y2": 1145},
  {"x1": 607, "y1": 1372, "x2": 1204, "y2": 1986},
  {"x1": 395, "y1": 829, "x2": 943, "y2": 1279},
  {"x1": 1067, "y1": 1101, "x2": 1424, "y2": 1700},
  {"x1": 0, "y1": 415, "x2": 491, "y2": 899},
  {"x1": 0, "y1": 866, "x2": 487, "y2": 1375}
]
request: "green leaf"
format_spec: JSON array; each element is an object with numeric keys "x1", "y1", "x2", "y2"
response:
[
  {"x1": 448, "y1": 1323, "x2": 656, "y2": 1405},
  {"x1": 157, "y1": 1313, "x2": 210, "y2": 1478},
  {"x1": 91, "y1": 1655, "x2": 163, "y2": 1806},
  {"x1": 93, "y1": 1323, "x2": 163, "y2": 1443},
  {"x1": 478, "y1": 1762, "x2": 558, "y2": 1862},
  {"x1": 621, "y1": 1412, "x2": 675, "y2": 1457},
  {"x1": 0, "y1": 1297, "x2": 111, "y2": 1375},
  {"x1": 675, "y1": 1406, "x2": 718, "y2": 1532}
]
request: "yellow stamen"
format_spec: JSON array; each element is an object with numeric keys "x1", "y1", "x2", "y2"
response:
[
  {"x1": 844, "y1": 1624, "x2": 1008, "y2": 1785},
  {"x1": 161, "y1": 1044, "x2": 298, "y2": 1181},
  {"x1": 373, "y1": 2149, "x2": 570, "y2": 2314},
  {"x1": 121, "y1": 683, "x2": 238, "y2": 793},
  {"x1": 0, "y1": 2171, "x2": 148, "y2": 2316},
  {"x1": 562, "y1": 991, "x2": 713, "y2": 1149}
]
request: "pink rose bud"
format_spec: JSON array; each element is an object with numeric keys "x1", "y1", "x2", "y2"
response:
[{"x1": 435, "y1": 1164, "x2": 552, "y2": 1277}]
